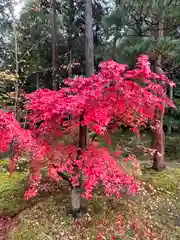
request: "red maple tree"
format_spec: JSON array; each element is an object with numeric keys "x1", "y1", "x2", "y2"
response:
[{"x1": 0, "y1": 55, "x2": 175, "y2": 209}]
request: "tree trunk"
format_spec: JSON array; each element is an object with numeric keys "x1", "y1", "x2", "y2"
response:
[
  {"x1": 70, "y1": 118, "x2": 88, "y2": 218},
  {"x1": 151, "y1": 13, "x2": 166, "y2": 171},
  {"x1": 85, "y1": 0, "x2": 94, "y2": 77},
  {"x1": 112, "y1": 0, "x2": 126, "y2": 60},
  {"x1": 52, "y1": 0, "x2": 58, "y2": 90},
  {"x1": 36, "y1": 72, "x2": 39, "y2": 90},
  {"x1": 167, "y1": 86, "x2": 173, "y2": 135},
  {"x1": 112, "y1": 36, "x2": 118, "y2": 61},
  {"x1": 71, "y1": 186, "x2": 81, "y2": 216},
  {"x1": 152, "y1": 108, "x2": 165, "y2": 170},
  {"x1": 10, "y1": 2, "x2": 19, "y2": 121},
  {"x1": 67, "y1": 0, "x2": 75, "y2": 78},
  {"x1": 71, "y1": 0, "x2": 94, "y2": 217}
]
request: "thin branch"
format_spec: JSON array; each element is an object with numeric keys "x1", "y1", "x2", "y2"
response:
[{"x1": 18, "y1": 39, "x2": 46, "y2": 62}]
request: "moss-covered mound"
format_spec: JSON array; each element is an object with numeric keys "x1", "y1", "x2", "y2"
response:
[{"x1": 0, "y1": 165, "x2": 179, "y2": 239}]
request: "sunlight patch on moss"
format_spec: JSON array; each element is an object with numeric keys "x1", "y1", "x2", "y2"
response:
[
  {"x1": 142, "y1": 168, "x2": 180, "y2": 194},
  {"x1": 0, "y1": 172, "x2": 27, "y2": 215}
]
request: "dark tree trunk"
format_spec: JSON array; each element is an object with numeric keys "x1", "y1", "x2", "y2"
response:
[
  {"x1": 151, "y1": 108, "x2": 165, "y2": 171},
  {"x1": 70, "y1": 0, "x2": 94, "y2": 218},
  {"x1": 36, "y1": 72, "x2": 39, "y2": 90},
  {"x1": 52, "y1": 0, "x2": 58, "y2": 90},
  {"x1": 151, "y1": 13, "x2": 166, "y2": 171}
]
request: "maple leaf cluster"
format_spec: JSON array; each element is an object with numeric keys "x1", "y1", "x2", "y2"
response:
[{"x1": 0, "y1": 55, "x2": 175, "y2": 200}]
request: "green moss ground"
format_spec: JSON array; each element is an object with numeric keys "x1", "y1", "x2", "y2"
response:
[
  {"x1": 0, "y1": 158, "x2": 29, "y2": 217},
  {"x1": 0, "y1": 171, "x2": 26, "y2": 216},
  {"x1": 1, "y1": 135, "x2": 180, "y2": 239},
  {"x1": 5, "y1": 168, "x2": 180, "y2": 239}
]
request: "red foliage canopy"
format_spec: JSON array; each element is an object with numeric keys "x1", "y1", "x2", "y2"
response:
[{"x1": 0, "y1": 55, "x2": 175, "y2": 200}]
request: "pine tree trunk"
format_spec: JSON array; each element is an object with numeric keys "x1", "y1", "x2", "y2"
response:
[
  {"x1": 152, "y1": 108, "x2": 165, "y2": 170},
  {"x1": 70, "y1": 0, "x2": 94, "y2": 217},
  {"x1": 151, "y1": 13, "x2": 166, "y2": 171},
  {"x1": 151, "y1": 64, "x2": 166, "y2": 170}
]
